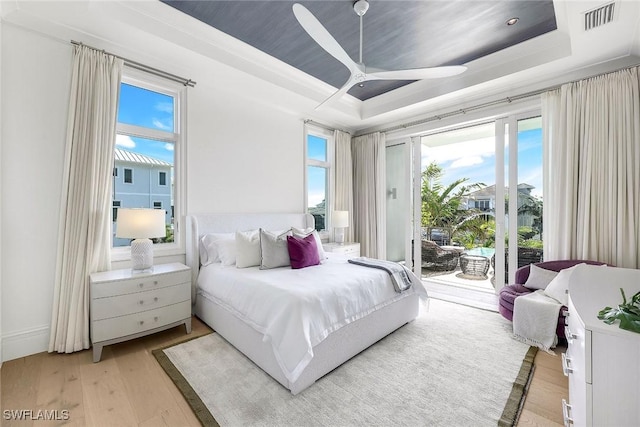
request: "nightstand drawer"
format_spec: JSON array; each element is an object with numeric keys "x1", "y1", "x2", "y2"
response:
[
  {"x1": 91, "y1": 282, "x2": 190, "y2": 321},
  {"x1": 331, "y1": 245, "x2": 358, "y2": 254},
  {"x1": 91, "y1": 300, "x2": 191, "y2": 342},
  {"x1": 323, "y1": 242, "x2": 361, "y2": 258},
  {"x1": 91, "y1": 269, "x2": 190, "y2": 298}
]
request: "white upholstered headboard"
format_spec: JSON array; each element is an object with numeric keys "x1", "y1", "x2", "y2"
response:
[{"x1": 185, "y1": 212, "x2": 314, "y2": 296}]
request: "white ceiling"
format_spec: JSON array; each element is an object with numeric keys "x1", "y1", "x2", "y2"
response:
[{"x1": 3, "y1": 1, "x2": 640, "y2": 133}]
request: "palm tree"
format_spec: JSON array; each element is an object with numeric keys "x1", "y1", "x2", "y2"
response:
[{"x1": 421, "y1": 162, "x2": 485, "y2": 245}]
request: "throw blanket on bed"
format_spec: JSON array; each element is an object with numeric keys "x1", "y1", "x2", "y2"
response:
[
  {"x1": 348, "y1": 257, "x2": 412, "y2": 292},
  {"x1": 512, "y1": 290, "x2": 560, "y2": 353}
]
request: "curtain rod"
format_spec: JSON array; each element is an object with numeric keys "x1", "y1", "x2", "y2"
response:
[
  {"x1": 70, "y1": 40, "x2": 196, "y2": 87},
  {"x1": 372, "y1": 62, "x2": 640, "y2": 136},
  {"x1": 304, "y1": 119, "x2": 351, "y2": 135}
]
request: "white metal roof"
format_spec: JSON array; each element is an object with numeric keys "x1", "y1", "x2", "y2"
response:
[{"x1": 114, "y1": 148, "x2": 172, "y2": 167}]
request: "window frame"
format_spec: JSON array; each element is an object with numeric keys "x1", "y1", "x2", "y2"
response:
[
  {"x1": 158, "y1": 171, "x2": 167, "y2": 186},
  {"x1": 111, "y1": 68, "x2": 187, "y2": 261},
  {"x1": 304, "y1": 125, "x2": 334, "y2": 234},
  {"x1": 123, "y1": 167, "x2": 133, "y2": 184}
]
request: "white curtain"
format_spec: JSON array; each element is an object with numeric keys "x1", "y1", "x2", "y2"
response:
[
  {"x1": 49, "y1": 46, "x2": 123, "y2": 353},
  {"x1": 334, "y1": 129, "x2": 354, "y2": 242},
  {"x1": 542, "y1": 67, "x2": 640, "y2": 268},
  {"x1": 352, "y1": 132, "x2": 386, "y2": 258}
]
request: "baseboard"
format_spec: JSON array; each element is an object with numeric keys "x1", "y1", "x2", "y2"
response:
[{"x1": 2, "y1": 324, "x2": 49, "y2": 362}]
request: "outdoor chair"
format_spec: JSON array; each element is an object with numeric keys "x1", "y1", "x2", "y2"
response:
[
  {"x1": 490, "y1": 247, "x2": 544, "y2": 277},
  {"x1": 421, "y1": 240, "x2": 461, "y2": 271}
]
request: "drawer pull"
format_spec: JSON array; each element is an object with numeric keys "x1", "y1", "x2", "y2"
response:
[
  {"x1": 139, "y1": 300, "x2": 144, "y2": 305},
  {"x1": 561, "y1": 353, "x2": 573, "y2": 376},
  {"x1": 154, "y1": 297, "x2": 159, "y2": 302},
  {"x1": 154, "y1": 316, "x2": 159, "y2": 322},
  {"x1": 562, "y1": 399, "x2": 574, "y2": 426},
  {"x1": 153, "y1": 280, "x2": 158, "y2": 285},
  {"x1": 565, "y1": 326, "x2": 577, "y2": 343},
  {"x1": 138, "y1": 283, "x2": 144, "y2": 288},
  {"x1": 139, "y1": 320, "x2": 144, "y2": 326}
]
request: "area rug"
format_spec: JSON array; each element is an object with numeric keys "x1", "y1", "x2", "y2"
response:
[{"x1": 154, "y1": 299, "x2": 536, "y2": 426}]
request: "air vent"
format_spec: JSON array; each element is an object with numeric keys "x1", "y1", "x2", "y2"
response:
[{"x1": 584, "y1": 2, "x2": 615, "y2": 31}]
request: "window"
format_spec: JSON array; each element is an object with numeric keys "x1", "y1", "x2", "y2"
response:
[
  {"x1": 112, "y1": 201, "x2": 121, "y2": 221},
  {"x1": 476, "y1": 199, "x2": 490, "y2": 211},
  {"x1": 112, "y1": 70, "x2": 185, "y2": 255},
  {"x1": 305, "y1": 126, "x2": 334, "y2": 232}
]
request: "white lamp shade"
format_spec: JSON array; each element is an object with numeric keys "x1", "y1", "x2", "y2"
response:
[
  {"x1": 116, "y1": 208, "x2": 166, "y2": 239},
  {"x1": 333, "y1": 210, "x2": 349, "y2": 228}
]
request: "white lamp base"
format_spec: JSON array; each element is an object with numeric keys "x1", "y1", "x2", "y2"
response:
[
  {"x1": 335, "y1": 228, "x2": 345, "y2": 245},
  {"x1": 130, "y1": 238, "x2": 154, "y2": 272}
]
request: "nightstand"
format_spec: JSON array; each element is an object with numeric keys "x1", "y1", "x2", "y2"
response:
[
  {"x1": 90, "y1": 262, "x2": 191, "y2": 362},
  {"x1": 323, "y1": 242, "x2": 361, "y2": 258}
]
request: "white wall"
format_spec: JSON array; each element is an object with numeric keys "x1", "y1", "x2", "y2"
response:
[
  {"x1": 1, "y1": 21, "x2": 305, "y2": 361},
  {"x1": 1, "y1": 24, "x2": 70, "y2": 361},
  {"x1": 187, "y1": 80, "x2": 303, "y2": 214}
]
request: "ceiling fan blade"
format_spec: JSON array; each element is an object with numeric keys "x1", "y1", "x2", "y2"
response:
[
  {"x1": 292, "y1": 3, "x2": 358, "y2": 72},
  {"x1": 368, "y1": 65, "x2": 467, "y2": 80},
  {"x1": 315, "y1": 76, "x2": 356, "y2": 110}
]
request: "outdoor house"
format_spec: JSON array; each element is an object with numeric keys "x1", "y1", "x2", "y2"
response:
[{"x1": 112, "y1": 148, "x2": 173, "y2": 247}]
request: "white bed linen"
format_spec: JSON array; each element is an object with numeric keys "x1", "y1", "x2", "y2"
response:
[{"x1": 197, "y1": 257, "x2": 427, "y2": 384}]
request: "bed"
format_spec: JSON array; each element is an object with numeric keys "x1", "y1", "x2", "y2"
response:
[{"x1": 186, "y1": 212, "x2": 427, "y2": 394}]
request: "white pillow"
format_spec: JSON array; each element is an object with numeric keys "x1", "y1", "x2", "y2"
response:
[
  {"x1": 292, "y1": 227, "x2": 326, "y2": 260},
  {"x1": 544, "y1": 264, "x2": 583, "y2": 306},
  {"x1": 200, "y1": 233, "x2": 234, "y2": 265},
  {"x1": 235, "y1": 230, "x2": 261, "y2": 268},
  {"x1": 216, "y1": 238, "x2": 237, "y2": 266},
  {"x1": 523, "y1": 264, "x2": 559, "y2": 290},
  {"x1": 259, "y1": 229, "x2": 292, "y2": 269}
]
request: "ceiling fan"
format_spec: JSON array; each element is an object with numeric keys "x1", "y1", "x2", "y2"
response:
[{"x1": 292, "y1": 1, "x2": 467, "y2": 109}]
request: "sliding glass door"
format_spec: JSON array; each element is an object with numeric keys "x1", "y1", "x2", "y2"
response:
[{"x1": 411, "y1": 112, "x2": 543, "y2": 293}]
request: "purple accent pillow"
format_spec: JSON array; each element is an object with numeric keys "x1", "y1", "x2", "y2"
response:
[{"x1": 287, "y1": 234, "x2": 320, "y2": 269}]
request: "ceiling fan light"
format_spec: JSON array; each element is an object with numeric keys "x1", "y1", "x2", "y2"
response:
[{"x1": 353, "y1": 0, "x2": 369, "y2": 17}]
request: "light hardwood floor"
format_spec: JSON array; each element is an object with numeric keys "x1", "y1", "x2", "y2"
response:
[
  {"x1": 1, "y1": 316, "x2": 568, "y2": 426},
  {"x1": 517, "y1": 345, "x2": 569, "y2": 426}
]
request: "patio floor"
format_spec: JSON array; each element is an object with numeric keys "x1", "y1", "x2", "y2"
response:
[
  {"x1": 422, "y1": 266, "x2": 495, "y2": 293},
  {"x1": 421, "y1": 266, "x2": 499, "y2": 311}
]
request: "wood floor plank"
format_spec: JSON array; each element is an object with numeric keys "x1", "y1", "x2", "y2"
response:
[
  {"x1": 517, "y1": 408, "x2": 564, "y2": 427},
  {"x1": 33, "y1": 351, "x2": 85, "y2": 427},
  {"x1": 78, "y1": 347, "x2": 138, "y2": 427},
  {"x1": 1, "y1": 353, "x2": 44, "y2": 427},
  {"x1": 111, "y1": 339, "x2": 193, "y2": 426},
  {"x1": 518, "y1": 345, "x2": 568, "y2": 426}
]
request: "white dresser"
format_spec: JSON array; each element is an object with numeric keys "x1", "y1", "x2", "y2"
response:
[
  {"x1": 322, "y1": 242, "x2": 360, "y2": 258},
  {"x1": 563, "y1": 264, "x2": 640, "y2": 427},
  {"x1": 90, "y1": 262, "x2": 192, "y2": 362}
]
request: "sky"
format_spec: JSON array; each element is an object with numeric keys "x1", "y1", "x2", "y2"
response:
[
  {"x1": 116, "y1": 83, "x2": 175, "y2": 163},
  {"x1": 422, "y1": 126, "x2": 543, "y2": 199},
  {"x1": 307, "y1": 135, "x2": 327, "y2": 208}
]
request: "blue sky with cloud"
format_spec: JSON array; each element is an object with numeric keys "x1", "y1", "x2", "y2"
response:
[
  {"x1": 422, "y1": 127, "x2": 543, "y2": 198},
  {"x1": 115, "y1": 83, "x2": 175, "y2": 164}
]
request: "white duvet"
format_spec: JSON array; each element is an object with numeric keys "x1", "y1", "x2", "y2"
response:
[{"x1": 197, "y1": 257, "x2": 427, "y2": 384}]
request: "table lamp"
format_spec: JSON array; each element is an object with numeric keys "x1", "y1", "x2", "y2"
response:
[
  {"x1": 333, "y1": 210, "x2": 349, "y2": 244},
  {"x1": 116, "y1": 208, "x2": 166, "y2": 271}
]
